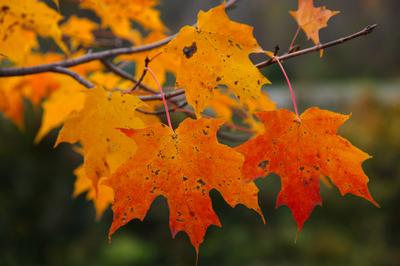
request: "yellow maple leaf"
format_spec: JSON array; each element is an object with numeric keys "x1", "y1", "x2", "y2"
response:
[
  {"x1": 35, "y1": 84, "x2": 86, "y2": 142},
  {"x1": 55, "y1": 87, "x2": 145, "y2": 190},
  {"x1": 0, "y1": 0, "x2": 68, "y2": 63},
  {"x1": 34, "y1": 59, "x2": 102, "y2": 141},
  {"x1": 0, "y1": 21, "x2": 37, "y2": 65},
  {"x1": 80, "y1": 0, "x2": 166, "y2": 43},
  {"x1": 164, "y1": 4, "x2": 270, "y2": 117},
  {"x1": 61, "y1": 16, "x2": 98, "y2": 49},
  {"x1": 0, "y1": 54, "x2": 62, "y2": 128},
  {"x1": 73, "y1": 164, "x2": 114, "y2": 219}
]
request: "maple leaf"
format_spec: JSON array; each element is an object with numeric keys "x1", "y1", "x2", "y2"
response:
[
  {"x1": 0, "y1": 0, "x2": 68, "y2": 63},
  {"x1": 61, "y1": 16, "x2": 98, "y2": 49},
  {"x1": 290, "y1": 0, "x2": 339, "y2": 46},
  {"x1": 80, "y1": 0, "x2": 166, "y2": 43},
  {"x1": 164, "y1": 4, "x2": 270, "y2": 116},
  {"x1": 0, "y1": 78, "x2": 25, "y2": 127},
  {"x1": 35, "y1": 85, "x2": 86, "y2": 142},
  {"x1": 74, "y1": 164, "x2": 114, "y2": 219},
  {"x1": 56, "y1": 87, "x2": 145, "y2": 190},
  {"x1": 236, "y1": 107, "x2": 378, "y2": 230},
  {"x1": 0, "y1": 53, "x2": 64, "y2": 128},
  {"x1": 106, "y1": 118, "x2": 264, "y2": 251},
  {"x1": 35, "y1": 60, "x2": 102, "y2": 141}
]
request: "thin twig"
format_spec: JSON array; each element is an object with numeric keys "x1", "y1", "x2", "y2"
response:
[
  {"x1": 139, "y1": 89, "x2": 185, "y2": 101},
  {"x1": 51, "y1": 66, "x2": 94, "y2": 88},
  {"x1": 257, "y1": 24, "x2": 377, "y2": 69},
  {"x1": 101, "y1": 59, "x2": 156, "y2": 93},
  {"x1": 132, "y1": 57, "x2": 150, "y2": 92},
  {"x1": 0, "y1": 0, "x2": 238, "y2": 77},
  {"x1": 137, "y1": 101, "x2": 188, "y2": 115},
  {"x1": 288, "y1": 26, "x2": 301, "y2": 52}
]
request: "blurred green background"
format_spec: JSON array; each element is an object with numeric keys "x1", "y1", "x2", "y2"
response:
[{"x1": 1, "y1": 0, "x2": 400, "y2": 265}]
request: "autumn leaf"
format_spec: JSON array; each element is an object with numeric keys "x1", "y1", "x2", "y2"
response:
[
  {"x1": 0, "y1": 0, "x2": 68, "y2": 63},
  {"x1": 56, "y1": 87, "x2": 145, "y2": 190},
  {"x1": 80, "y1": 0, "x2": 166, "y2": 43},
  {"x1": 0, "y1": 78, "x2": 25, "y2": 128},
  {"x1": 0, "y1": 53, "x2": 64, "y2": 128},
  {"x1": 35, "y1": 60, "x2": 102, "y2": 141},
  {"x1": 164, "y1": 4, "x2": 270, "y2": 116},
  {"x1": 74, "y1": 164, "x2": 114, "y2": 219},
  {"x1": 290, "y1": 0, "x2": 339, "y2": 47},
  {"x1": 35, "y1": 85, "x2": 86, "y2": 142},
  {"x1": 106, "y1": 118, "x2": 264, "y2": 251},
  {"x1": 61, "y1": 16, "x2": 98, "y2": 49},
  {"x1": 237, "y1": 107, "x2": 378, "y2": 230}
]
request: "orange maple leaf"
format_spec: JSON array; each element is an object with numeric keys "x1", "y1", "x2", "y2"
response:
[
  {"x1": 290, "y1": 0, "x2": 339, "y2": 46},
  {"x1": 237, "y1": 107, "x2": 378, "y2": 230},
  {"x1": 106, "y1": 118, "x2": 264, "y2": 252}
]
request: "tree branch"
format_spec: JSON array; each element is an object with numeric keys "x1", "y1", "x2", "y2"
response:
[
  {"x1": 51, "y1": 66, "x2": 94, "y2": 88},
  {"x1": 101, "y1": 59, "x2": 157, "y2": 94},
  {"x1": 256, "y1": 24, "x2": 377, "y2": 69},
  {"x1": 0, "y1": 0, "x2": 238, "y2": 77},
  {"x1": 139, "y1": 89, "x2": 185, "y2": 101},
  {"x1": 136, "y1": 101, "x2": 188, "y2": 115}
]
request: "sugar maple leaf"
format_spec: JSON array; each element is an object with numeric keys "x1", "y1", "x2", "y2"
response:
[
  {"x1": 0, "y1": 54, "x2": 64, "y2": 128},
  {"x1": 237, "y1": 107, "x2": 378, "y2": 230},
  {"x1": 106, "y1": 118, "x2": 264, "y2": 251},
  {"x1": 35, "y1": 85, "x2": 86, "y2": 142},
  {"x1": 290, "y1": 0, "x2": 339, "y2": 46},
  {"x1": 56, "y1": 87, "x2": 144, "y2": 190},
  {"x1": 0, "y1": 0, "x2": 68, "y2": 63},
  {"x1": 74, "y1": 164, "x2": 114, "y2": 219},
  {"x1": 164, "y1": 4, "x2": 270, "y2": 116},
  {"x1": 80, "y1": 0, "x2": 165, "y2": 43},
  {"x1": 61, "y1": 16, "x2": 98, "y2": 49},
  {"x1": 35, "y1": 60, "x2": 102, "y2": 142}
]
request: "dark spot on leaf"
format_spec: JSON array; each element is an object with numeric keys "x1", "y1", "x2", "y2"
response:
[
  {"x1": 183, "y1": 42, "x2": 197, "y2": 58},
  {"x1": 258, "y1": 160, "x2": 269, "y2": 169}
]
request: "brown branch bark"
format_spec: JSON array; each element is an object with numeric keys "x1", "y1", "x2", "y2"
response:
[
  {"x1": 256, "y1": 24, "x2": 377, "y2": 69},
  {"x1": 101, "y1": 59, "x2": 157, "y2": 94},
  {"x1": 51, "y1": 66, "x2": 94, "y2": 88},
  {"x1": 136, "y1": 101, "x2": 188, "y2": 115},
  {"x1": 139, "y1": 89, "x2": 185, "y2": 101}
]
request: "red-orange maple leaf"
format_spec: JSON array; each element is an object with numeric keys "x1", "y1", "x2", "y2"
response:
[
  {"x1": 237, "y1": 107, "x2": 378, "y2": 230},
  {"x1": 106, "y1": 118, "x2": 264, "y2": 251}
]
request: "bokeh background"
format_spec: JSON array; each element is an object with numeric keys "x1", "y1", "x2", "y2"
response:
[{"x1": 1, "y1": 0, "x2": 400, "y2": 265}]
